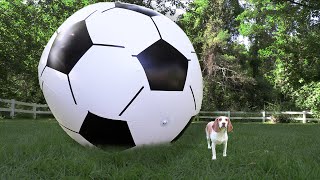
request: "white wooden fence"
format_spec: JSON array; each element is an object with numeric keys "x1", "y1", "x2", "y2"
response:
[
  {"x1": 1, "y1": 98, "x2": 319, "y2": 123},
  {"x1": 0, "y1": 98, "x2": 51, "y2": 119},
  {"x1": 198, "y1": 111, "x2": 320, "y2": 123}
]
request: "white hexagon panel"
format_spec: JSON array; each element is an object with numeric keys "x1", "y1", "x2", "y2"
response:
[{"x1": 38, "y1": 2, "x2": 203, "y2": 150}]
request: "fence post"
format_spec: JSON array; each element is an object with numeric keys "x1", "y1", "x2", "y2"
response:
[
  {"x1": 262, "y1": 111, "x2": 266, "y2": 123},
  {"x1": 302, "y1": 111, "x2": 307, "y2": 123},
  {"x1": 33, "y1": 104, "x2": 37, "y2": 119},
  {"x1": 10, "y1": 99, "x2": 15, "y2": 118},
  {"x1": 227, "y1": 111, "x2": 231, "y2": 119}
]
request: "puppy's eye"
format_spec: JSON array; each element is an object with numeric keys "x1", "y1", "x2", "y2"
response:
[{"x1": 219, "y1": 118, "x2": 222, "y2": 121}]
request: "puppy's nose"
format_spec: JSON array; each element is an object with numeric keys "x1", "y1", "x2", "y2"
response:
[{"x1": 222, "y1": 122, "x2": 226, "y2": 127}]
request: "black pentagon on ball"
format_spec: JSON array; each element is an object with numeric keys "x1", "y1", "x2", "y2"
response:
[
  {"x1": 79, "y1": 112, "x2": 135, "y2": 148},
  {"x1": 137, "y1": 39, "x2": 189, "y2": 91},
  {"x1": 115, "y1": 2, "x2": 160, "y2": 17},
  {"x1": 47, "y1": 20, "x2": 93, "y2": 74}
]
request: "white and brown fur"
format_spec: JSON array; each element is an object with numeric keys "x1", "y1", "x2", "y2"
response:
[{"x1": 205, "y1": 116, "x2": 233, "y2": 160}]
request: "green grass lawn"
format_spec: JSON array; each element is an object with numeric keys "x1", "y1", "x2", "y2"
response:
[{"x1": 0, "y1": 119, "x2": 319, "y2": 179}]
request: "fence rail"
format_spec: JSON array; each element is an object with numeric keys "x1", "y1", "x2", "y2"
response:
[
  {"x1": 0, "y1": 98, "x2": 51, "y2": 119},
  {"x1": 1, "y1": 98, "x2": 319, "y2": 123},
  {"x1": 198, "y1": 111, "x2": 319, "y2": 123}
]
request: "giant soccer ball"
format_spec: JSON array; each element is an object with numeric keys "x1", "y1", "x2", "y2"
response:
[{"x1": 38, "y1": 2, "x2": 203, "y2": 149}]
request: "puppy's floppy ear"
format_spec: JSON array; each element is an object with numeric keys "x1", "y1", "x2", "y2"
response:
[
  {"x1": 213, "y1": 118, "x2": 220, "y2": 132},
  {"x1": 227, "y1": 118, "x2": 233, "y2": 132}
]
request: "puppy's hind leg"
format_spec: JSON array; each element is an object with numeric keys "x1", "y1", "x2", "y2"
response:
[{"x1": 205, "y1": 128, "x2": 211, "y2": 149}]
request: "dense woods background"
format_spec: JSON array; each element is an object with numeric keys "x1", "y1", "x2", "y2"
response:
[{"x1": 0, "y1": 0, "x2": 319, "y2": 117}]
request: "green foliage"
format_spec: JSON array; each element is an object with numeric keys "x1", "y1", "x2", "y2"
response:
[
  {"x1": 294, "y1": 82, "x2": 320, "y2": 118},
  {"x1": 180, "y1": 0, "x2": 278, "y2": 111},
  {"x1": 179, "y1": 0, "x2": 210, "y2": 56},
  {"x1": 237, "y1": 0, "x2": 320, "y2": 114}
]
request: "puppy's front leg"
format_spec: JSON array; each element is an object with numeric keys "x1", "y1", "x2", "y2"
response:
[
  {"x1": 211, "y1": 142, "x2": 216, "y2": 160},
  {"x1": 223, "y1": 141, "x2": 228, "y2": 157}
]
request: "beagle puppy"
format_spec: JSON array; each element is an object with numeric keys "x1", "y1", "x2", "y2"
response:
[{"x1": 205, "y1": 116, "x2": 233, "y2": 160}]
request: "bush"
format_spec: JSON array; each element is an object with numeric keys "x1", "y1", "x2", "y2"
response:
[
  {"x1": 294, "y1": 82, "x2": 320, "y2": 119},
  {"x1": 271, "y1": 114, "x2": 292, "y2": 123}
]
